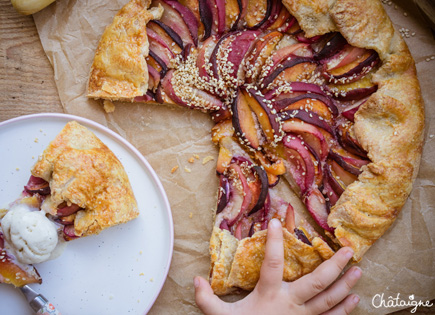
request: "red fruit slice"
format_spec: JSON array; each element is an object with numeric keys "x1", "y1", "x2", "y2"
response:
[
  {"x1": 341, "y1": 98, "x2": 369, "y2": 122},
  {"x1": 279, "y1": 109, "x2": 334, "y2": 135},
  {"x1": 244, "y1": 30, "x2": 283, "y2": 83},
  {"x1": 198, "y1": 0, "x2": 213, "y2": 39},
  {"x1": 211, "y1": 30, "x2": 260, "y2": 87},
  {"x1": 208, "y1": 0, "x2": 226, "y2": 35},
  {"x1": 163, "y1": 0, "x2": 199, "y2": 46},
  {"x1": 217, "y1": 175, "x2": 231, "y2": 213},
  {"x1": 243, "y1": 88, "x2": 283, "y2": 144},
  {"x1": 147, "y1": 20, "x2": 183, "y2": 54},
  {"x1": 225, "y1": 0, "x2": 241, "y2": 30},
  {"x1": 285, "y1": 203, "x2": 295, "y2": 232},
  {"x1": 329, "y1": 145, "x2": 369, "y2": 175},
  {"x1": 304, "y1": 188, "x2": 334, "y2": 233},
  {"x1": 260, "y1": 56, "x2": 317, "y2": 91},
  {"x1": 161, "y1": 70, "x2": 224, "y2": 111},
  {"x1": 267, "y1": 4, "x2": 290, "y2": 30},
  {"x1": 63, "y1": 225, "x2": 79, "y2": 241},
  {"x1": 196, "y1": 35, "x2": 219, "y2": 80},
  {"x1": 283, "y1": 134, "x2": 316, "y2": 195},
  {"x1": 282, "y1": 119, "x2": 329, "y2": 160},
  {"x1": 0, "y1": 247, "x2": 41, "y2": 286},
  {"x1": 336, "y1": 121, "x2": 367, "y2": 158},
  {"x1": 248, "y1": 165, "x2": 269, "y2": 215},
  {"x1": 147, "y1": 51, "x2": 168, "y2": 75},
  {"x1": 57, "y1": 202, "x2": 81, "y2": 217},
  {"x1": 294, "y1": 228, "x2": 312, "y2": 245},
  {"x1": 323, "y1": 46, "x2": 380, "y2": 84},
  {"x1": 24, "y1": 175, "x2": 50, "y2": 195},
  {"x1": 231, "y1": 90, "x2": 262, "y2": 149},
  {"x1": 274, "y1": 92, "x2": 338, "y2": 118},
  {"x1": 314, "y1": 32, "x2": 347, "y2": 61},
  {"x1": 226, "y1": 163, "x2": 253, "y2": 226},
  {"x1": 153, "y1": 0, "x2": 195, "y2": 46},
  {"x1": 244, "y1": 0, "x2": 272, "y2": 29}
]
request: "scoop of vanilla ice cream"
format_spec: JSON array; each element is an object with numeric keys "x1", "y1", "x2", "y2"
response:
[{"x1": 1, "y1": 203, "x2": 58, "y2": 264}]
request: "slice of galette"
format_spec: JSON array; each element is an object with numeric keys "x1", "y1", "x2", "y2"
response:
[{"x1": 0, "y1": 121, "x2": 139, "y2": 287}]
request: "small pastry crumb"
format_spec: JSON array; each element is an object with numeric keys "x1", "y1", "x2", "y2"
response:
[
  {"x1": 184, "y1": 167, "x2": 191, "y2": 173},
  {"x1": 193, "y1": 154, "x2": 200, "y2": 159},
  {"x1": 150, "y1": 278, "x2": 154, "y2": 282},
  {"x1": 15, "y1": 168, "x2": 19, "y2": 171},
  {"x1": 34, "y1": 138, "x2": 38, "y2": 143},
  {"x1": 171, "y1": 165, "x2": 179, "y2": 173},
  {"x1": 189, "y1": 212, "x2": 193, "y2": 218},
  {"x1": 139, "y1": 272, "x2": 144, "y2": 276},
  {"x1": 103, "y1": 100, "x2": 116, "y2": 113},
  {"x1": 202, "y1": 156, "x2": 214, "y2": 165},
  {"x1": 188, "y1": 157, "x2": 195, "y2": 163}
]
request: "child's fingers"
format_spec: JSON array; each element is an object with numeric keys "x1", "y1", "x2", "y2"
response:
[
  {"x1": 290, "y1": 247, "x2": 354, "y2": 304},
  {"x1": 256, "y1": 219, "x2": 284, "y2": 295},
  {"x1": 321, "y1": 294, "x2": 360, "y2": 315},
  {"x1": 305, "y1": 266, "x2": 362, "y2": 314},
  {"x1": 194, "y1": 276, "x2": 228, "y2": 315}
]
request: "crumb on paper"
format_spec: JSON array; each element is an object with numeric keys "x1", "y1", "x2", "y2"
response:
[
  {"x1": 109, "y1": 295, "x2": 114, "y2": 300},
  {"x1": 184, "y1": 167, "x2": 191, "y2": 173},
  {"x1": 139, "y1": 250, "x2": 143, "y2": 255},
  {"x1": 189, "y1": 212, "x2": 193, "y2": 218},
  {"x1": 202, "y1": 156, "x2": 214, "y2": 165},
  {"x1": 34, "y1": 138, "x2": 38, "y2": 143},
  {"x1": 15, "y1": 168, "x2": 19, "y2": 171},
  {"x1": 193, "y1": 154, "x2": 200, "y2": 159},
  {"x1": 139, "y1": 272, "x2": 145, "y2": 276},
  {"x1": 103, "y1": 100, "x2": 116, "y2": 113},
  {"x1": 171, "y1": 165, "x2": 179, "y2": 173},
  {"x1": 150, "y1": 278, "x2": 154, "y2": 282},
  {"x1": 32, "y1": 156, "x2": 35, "y2": 159},
  {"x1": 188, "y1": 157, "x2": 195, "y2": 163},
  {"x1": 39, "y1": 129, "x2": 43, "y2": 133}
]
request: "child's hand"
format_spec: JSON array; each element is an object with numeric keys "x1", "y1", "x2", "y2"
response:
[{"x1": 194, "y1": 218, "x2": 362, "y2": 315}]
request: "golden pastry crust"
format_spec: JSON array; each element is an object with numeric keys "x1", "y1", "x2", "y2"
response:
[
  {"x1": 87, "y1": 0, "x2": 163, "y2": 101},
  {"x1": 31, "y1": 121, "x2": 139, "y2": 237},
  {"x1": 282, "y1": 0, "x2": 424, "y2": 261},
  {"x1": 210, "y1": 226, "x2": 334, "y2": 295}
]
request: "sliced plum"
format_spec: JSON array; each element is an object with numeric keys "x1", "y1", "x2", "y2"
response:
[
  {"x1": 329, "y1": 145, "x2": 369, "y2": 175},
  {"x1": 341, "y1": 98, "x2": 369, "y2": 122},
  {"x1": 248, "y1": 165, "x2": 269, "y2": 215},
  {"x1": 56, "y1": 202, "x2": 81, "y2": 217},
  {"x1": 264, "y1": 81, "x2": 326, "y2": 100},
  {"x1": 323, "y1": 46, "x2": 380, "y2": 84},
  {"x1": 336, "y1": 121, "x2": 368, "y2": 158},
  {"x1": 243, "y1": 88, "x2": 283, "y2": 144},
  {"x1": 282, "y1": 119, "x2": 329, "y2": 160},
  {"x1": 260, "y1": 56, "x2": 318, "y2": 91},
  {"x1": 147, "y1": 51, "x2": 168, "y2": 76},
  {"x1": 163, "y1": 0, "x2": 199, "y2": 45},
  {"x1": 283, "y1": 133, "x2": 317, "y2": 195},
  {"x1": 304, "y1": 188, "x2": 334, "y2": 233},
  {"x1": 217, "y1": 175, "x2": 231, "y2": 213},
  {"x1": 24, "y1": 176, "x2": 50, "y2": 195},
  {"x1": 244, "y1": 30, "x2": 283, "y2": 83},
  {"x1": 231, "y1": 89, "x2": 262, "y2": 150},
  {"x1": 314, "y1": 32, "x2": 347, "y2": 61},
  {"x1": 225, "y1": 0, "x2": 242, "y2": 31},
  {"x1": 154, "y1": 0, "x2": 195, "y2": 46},
  {"x1": 161, "y1": 69, "x2": 224, "y2": 111},
  {"x1": 198, "y1": 0, "x2": 213, "y2": 39},
  {"x1": 279, "y1": 109, "x2": 334, "y2": 135},
  {"x1": 274, "y1": 92, "x2": 338, "y2": 118},
  {"x1": 268, "y1": 4, "x2": 291, "y2": 30},
  {"x1": 243, "y1": 0, "x2": 272, "y2": 29},
  {"x1": 147, "y1": 20, "x2": 184, "y2": 54},
  {"x1": 294, "y1": 228, "x2": 312, "y2": 245},
  {"x1": 196, "y1": 35, "x2": 219, "y2": 80}
]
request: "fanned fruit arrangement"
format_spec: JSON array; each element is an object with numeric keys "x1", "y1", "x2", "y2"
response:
[{"x1": 88, "y1": 0, "x2": 424, "y2": 294}]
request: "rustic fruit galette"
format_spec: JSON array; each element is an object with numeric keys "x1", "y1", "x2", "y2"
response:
[
  {"x1": 88, "y1": 0, "x2": 424, "y2": 294},
  {"x1": 0, "y1": 121, "x2": 139, "y2": 287}
]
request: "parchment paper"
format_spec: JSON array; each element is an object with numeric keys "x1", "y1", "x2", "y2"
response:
[{"x1": 32, "y1": 0, "x2": 435, "y2": 313}]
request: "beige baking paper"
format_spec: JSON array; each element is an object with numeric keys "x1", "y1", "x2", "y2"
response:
[{"x1": 33, "y1": 0, "x2": 434, "y2": 313}]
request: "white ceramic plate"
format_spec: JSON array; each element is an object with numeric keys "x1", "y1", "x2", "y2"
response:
[{"x1": 0, "y1": 113, "x2": 173, "y2": 315}]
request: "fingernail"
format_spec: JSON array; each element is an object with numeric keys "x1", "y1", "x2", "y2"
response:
[
  {"x1": 345, "y1": 248, "x2": 354, "y2": 260},
  {"x1": 270, "y1": 218, "x2": 281, "y2": 229},
  {"x1": 353, "y1": 295, "x2": 360, "y2": 304},
  {"x1": 193, "y1": 276, "x2": 200, "y2": 288},
  {"x1": 352, "y1": 267, "x2": 362, "y2": 279}
]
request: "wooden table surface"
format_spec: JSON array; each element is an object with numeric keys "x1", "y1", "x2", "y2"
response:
[{"x1": 0, "y1": 0, "x2": 63, "y2": 122}]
